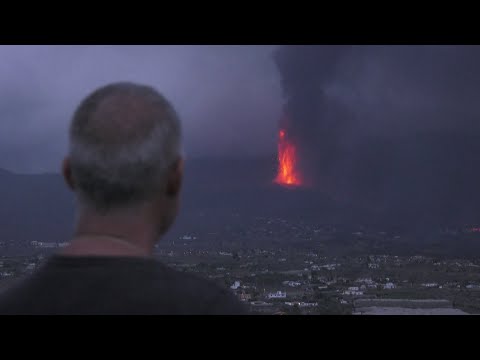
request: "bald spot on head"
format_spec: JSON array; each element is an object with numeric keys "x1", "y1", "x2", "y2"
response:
[{"x1": 72, "y1": 83, "x2": 176, "y2": 148}]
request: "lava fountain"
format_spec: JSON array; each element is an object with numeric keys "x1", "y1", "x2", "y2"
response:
[{"x1": 274, "y1": 129, "x2": 303, "y2": 187}]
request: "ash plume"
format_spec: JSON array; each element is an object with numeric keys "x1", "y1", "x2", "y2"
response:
[
  {"x1": 274, "y1": 45, "x2": 353, "y2": 188},
  {"x1": 274, "y1": 45, "x2": 480, "y2": 227}
]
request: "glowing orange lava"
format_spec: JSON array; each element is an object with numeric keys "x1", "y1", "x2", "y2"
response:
[{"x1": 274, "y1": 129, "x2": 303, "y2": 187}]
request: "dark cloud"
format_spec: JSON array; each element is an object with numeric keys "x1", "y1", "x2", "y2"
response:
[
  {"x1": 276, "y1": 45, "x2": 480, "y2": 226},
  {"x1": 0, "y1": 45, "x2": 282, "y2": 173}
]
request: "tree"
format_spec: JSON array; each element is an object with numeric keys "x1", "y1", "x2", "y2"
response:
[{"x1": 290, "y1": 304, "x2": 302, "y2": 315}]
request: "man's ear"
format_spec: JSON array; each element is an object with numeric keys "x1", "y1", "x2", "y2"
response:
[
  {"x1": 166, "y1": 158, "x2": 183, "y2": 197},
  {"x1": 62, "y1": 157, "x2": 76, "y2": 191}
]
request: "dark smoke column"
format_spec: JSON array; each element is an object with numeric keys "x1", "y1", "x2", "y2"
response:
[{"x1": 273, "y1": 45, "x2": 353, "y2": 191}]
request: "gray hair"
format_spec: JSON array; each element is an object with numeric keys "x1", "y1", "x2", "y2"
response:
[{"x1": 68, "y1": 82, "x2": 182, "y2": 212}]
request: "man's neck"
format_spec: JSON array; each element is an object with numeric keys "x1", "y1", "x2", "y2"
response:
[{"x1": 60, "y1": 208, "x2": 158, "y2": 258}]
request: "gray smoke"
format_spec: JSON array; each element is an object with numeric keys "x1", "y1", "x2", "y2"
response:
[
  {"x1": 274, "y1": 45, "x2": 354, "y2": 186},
  {"x1": 275, "y1": 45, "x2": 480, "y2": 226}
]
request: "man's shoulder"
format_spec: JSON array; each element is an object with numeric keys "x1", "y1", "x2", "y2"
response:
[
  {"x1": 53, "y1": 255, "x2": 247, "y2": 314},
  {"x1": 151, "y1": 264, "x2": 248, "y2": 314},
  {"x1": 0, "y1": 256, "x2": 248, "y2": 315}
]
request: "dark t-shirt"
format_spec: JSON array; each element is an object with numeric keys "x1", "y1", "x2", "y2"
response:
[{"x1": 0, "y1": 255, "x2": 248, "y2": 315}]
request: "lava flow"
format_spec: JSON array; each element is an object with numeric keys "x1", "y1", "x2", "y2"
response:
[{"x1": 274, "y1": 129, "x2": 303, "y2": 187}]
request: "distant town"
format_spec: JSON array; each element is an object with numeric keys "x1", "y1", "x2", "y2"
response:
[{"x1": 2, "y1": 216, "x2": 480, "y2": 314}]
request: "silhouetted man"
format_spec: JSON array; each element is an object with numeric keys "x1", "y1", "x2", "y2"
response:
[{"x1": 0, "y1": 82, "x2": 247, "y2": 315}]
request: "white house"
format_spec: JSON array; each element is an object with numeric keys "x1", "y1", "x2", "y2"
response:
[
  {"x1": 267, "y1": 291, "x2": 287, "y2": 299},
  {"x1": 343, "y1": 290, "x2": 364, "y2": 296},
  {"x1": 466, "y1": 284, "x2": 480, "y2": 289},
  {"x1": 33, "y1": 242, "x2": 57, "y2": 248},
  {"x1": 230, "y1": 281, "x2": 241, "y2": 290},
  {"x1": 356, "y1": 278, "x2": 374, "y2": 285},
  {"x1": 421, "y1": 283, "x2": 438, "y2": 288},
  {"x1": 321, "y1": 264, "x2": 340, "y2": 271},
  {"x1": 299, "y1": 302, "x2": 318, "y2": 308},
  {"x1": 383, "y1": 282, "x2": 396, "y2": 290}
]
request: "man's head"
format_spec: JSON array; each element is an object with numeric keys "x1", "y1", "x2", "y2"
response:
[{"x1": 63, "y1": 82, "x2": 183, "y2": 238}]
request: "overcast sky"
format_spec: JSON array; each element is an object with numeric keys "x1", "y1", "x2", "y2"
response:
[
  {"x1": 2, "y1": 45, "x2": 480, "y2": 175},
  {"x1": 0, "y1": 45, "x2": 283, "y2": 173}
]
